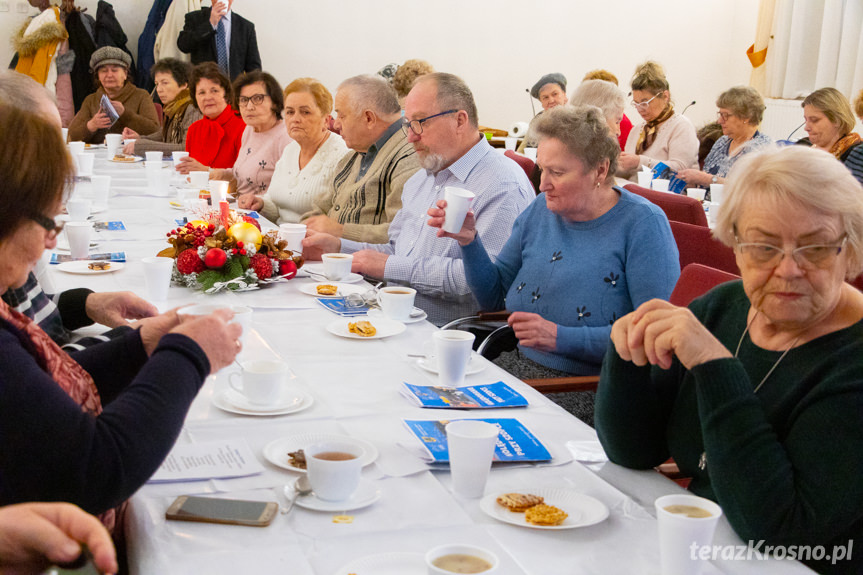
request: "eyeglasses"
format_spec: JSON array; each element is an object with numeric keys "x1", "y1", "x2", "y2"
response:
[
  {"x1": 238, "y1": 94, "x2": 267, "y2": 107},
  {"x1": 30, "y1": 213, "x2": 64, "y2": 239},
  {"x1": 401, "y1": 109, "x2": 458, "y2": 136},
  {"x1": 735, "y1": 236, "x2": 847, "y2": 270},
  {"x1": 717, "y1": 111, "x2": 734, "y2": 121},
  {"x1": 630, "y1": 94, "x2": 658, "y2": 110}
]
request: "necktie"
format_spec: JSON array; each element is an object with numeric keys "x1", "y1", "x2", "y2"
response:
[{"x1": 215, "y1": 18, "x2": 229, "y2": 76}]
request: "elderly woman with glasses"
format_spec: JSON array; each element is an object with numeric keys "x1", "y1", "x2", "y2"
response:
[
  {"x1": 617, "y1": 61, "x2": 698, "y2": 181},
  {"x1": 597, "y1": 145, "x2": 863, "y2": 574},
  {"x1": 677, "y1": 86, "x2": 773, "y2": 188},
  {"x1": 0, "y1": 106, "x2": 241, "y2": 528}
]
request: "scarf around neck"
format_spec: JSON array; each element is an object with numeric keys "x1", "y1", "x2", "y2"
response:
[
  {"x1": 830, "y1": 132, "x2": 862, "y2": 161},
  {"x1": 163, "y1": 88, "x2": 193, "y2": 145},
  {"x1": 635, "y1": 104, "x2": 675, "y2": 155}
]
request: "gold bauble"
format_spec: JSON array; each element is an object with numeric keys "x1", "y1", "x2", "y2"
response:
[
  {"x1": 227, "y1": 222, "x2": 263, "y2": 249},
  {"x1": 188, "y1": 220, "x2": 210, "y2": 229}
]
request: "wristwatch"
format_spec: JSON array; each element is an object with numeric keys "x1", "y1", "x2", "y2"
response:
[{"x1": 711, "y1": 175, "x2": 719, "y2": 184}]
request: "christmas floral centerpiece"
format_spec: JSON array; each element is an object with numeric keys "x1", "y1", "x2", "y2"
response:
[{"x1": 157, "y1": 208, "x2": 303, "y2": 293}]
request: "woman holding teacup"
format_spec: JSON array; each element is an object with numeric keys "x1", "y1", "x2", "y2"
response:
[
  {"x1": 240, "y1": 77, "x2": 348, "y2": 222},
  {"x1": 596, "y1": 146, "x2": 863, "y2": 574},
  {"x1": 0, "y1": 106, "x2": 241, "y2": 529}
]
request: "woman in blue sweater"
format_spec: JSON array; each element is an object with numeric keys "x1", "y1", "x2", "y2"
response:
[{"x1": 429, "y1": 105, "x2": 680, "y2": 378}]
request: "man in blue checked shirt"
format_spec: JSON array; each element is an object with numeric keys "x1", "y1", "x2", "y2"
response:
[{"x1": 304, "y1": 73, "x2": 534, "y2": 325}]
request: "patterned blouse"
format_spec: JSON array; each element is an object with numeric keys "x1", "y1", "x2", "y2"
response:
[
  {"x1": 703, "y1": 131, "x2": 773, "y2": 179},
  {"x1": 232, "y1": 123, "x2": 293, "y2": 196}
]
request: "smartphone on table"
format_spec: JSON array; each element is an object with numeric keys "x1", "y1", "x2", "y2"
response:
[{"x1": 165, "y1": 495, "x2": 278, "y2": 527}]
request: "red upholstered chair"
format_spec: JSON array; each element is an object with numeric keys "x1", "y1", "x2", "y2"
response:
[
  {"x1": 668, "y1": 263, "x2": 740, "y2": 307},
  {"x1": 623, "y1": 183, "x2": 709, "y2": 227},
  {"x1": 850, "y1": 274, "x2": 863, "y2": 291},
  {"x1": 154, "y1": 102, "x2": 164, "y2": 127},
  {"x1": 504, "y1": 150, "x2": 539, "y2": 189},
  {"x1": 670, "y1": 220, "x2": 740, "y2": 276}
]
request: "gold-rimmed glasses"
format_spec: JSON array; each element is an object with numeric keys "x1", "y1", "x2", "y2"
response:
[{"x1": 735, "y1": 236, "x2": 847, "y2": 270}]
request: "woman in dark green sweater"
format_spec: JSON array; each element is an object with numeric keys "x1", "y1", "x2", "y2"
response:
[{"x1": 597, "y1": 145, "x2": 863, "y2": 574}]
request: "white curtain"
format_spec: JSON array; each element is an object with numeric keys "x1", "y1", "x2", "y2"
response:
[{"x1": 758, "y1": 0, "x2": 863, "y2": 100}]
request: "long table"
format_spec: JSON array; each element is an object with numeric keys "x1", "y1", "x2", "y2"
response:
[{"x1": 46, "y1": 152, "x2": 814, "y2": 574}]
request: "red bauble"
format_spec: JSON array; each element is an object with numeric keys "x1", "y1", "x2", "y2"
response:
[
  {"x1": 249, "y1": 253, "x2": 273, "y2": 279},
  {"x1": 243, "y1": 215, "x2": 261, "y2": 231},
  {"x1": 176, "y1": 249, "x2": 205, "y2": 275},
  {"x1": 277, "y1": 258, "x2": 297, "y2": 279},
  {"x1": 204, "y1": 248, "x2": 228, "y2": 269}
]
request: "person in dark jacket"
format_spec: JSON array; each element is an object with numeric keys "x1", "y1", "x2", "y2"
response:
[{"x1": 177, "y1": 0, "x2": 261, "y2": 81}]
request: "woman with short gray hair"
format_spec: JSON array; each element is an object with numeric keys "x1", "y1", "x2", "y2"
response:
[
  {"x1": 569, "y1": 79, "x2": 626, "y2": 138},
  {"x1": 678, "y1": 85, "x2": 772, "y2": 188}
]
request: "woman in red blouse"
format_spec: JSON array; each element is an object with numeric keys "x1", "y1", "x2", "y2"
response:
[{"x1": 177, "y1": 62, "x2": 245, "y2": 173}]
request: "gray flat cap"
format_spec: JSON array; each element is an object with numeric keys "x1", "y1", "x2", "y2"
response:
[
  {"x1": 530, "y1": 73, "x2": 567, "y2": 99},
  {"x1": 89, "y1": 46, "x2": 131, "y2": 73}
]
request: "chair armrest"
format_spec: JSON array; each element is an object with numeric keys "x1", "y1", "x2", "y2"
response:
[
  {"x1": 522, "y1": 376, "x2": 599, "y2": 394},
  {"x1": 476, "y1": 310, "x2": 511, "y2": 321}
]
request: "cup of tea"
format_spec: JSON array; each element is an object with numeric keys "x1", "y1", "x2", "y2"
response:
[
  {"x1": 655, "y1": 493, "x2": 723, "y2": 575},
  {"x1": 377, "y1": 286, "x2": 416, "y2": 321},
  {"x1": 426, "y1": 544, "x2": 499, "y2": 574},
  {"x1": 228, "y1": 359, "x2": 288, "y2": 405},
  {"x1": 321, "y1": 253, "x2": 353, "y2": 280},
  {"x1": 304, "y1": 441, "x2": 364, "y2": 501}
]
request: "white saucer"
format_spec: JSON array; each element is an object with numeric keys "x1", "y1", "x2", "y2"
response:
[
  {"x1": 294, "y1": 478, "x2": 380, "y2": 512},
  {"x1": 54, "y1": 238, "x2": 98, "y2": 252},
  {"x1": 368, "y1": 307, "x2": 427, "y2": 324},
  {"x1": 108, "y1": 155, "x2": 143, "y2": 163},
  {"x1": 480, "y1": 488, "x2": 609, "y2": 530},
  {"x1": 334, "y1": 552, "x2": 425, "y2": 575},
  {"x1": 212, "y1": 387, "x2": 313, "y2": 416},
  {"x1": 301, "y1": 263, "x2": 363, "y2": 283},
  {"x1": 298, "y1": 282, "x2": 366, "y2": 298},
  {"x1": 56, "y1": 261, "x2": 124, "y2": 275},
  {"x1": 262, "y1": 433, "x2": 378, "y2": 473},
  {"x1": 326, "y1": 317, "x2": 406, "y2": 339},
  {"x1": 416, "y1": 353, "x2": 487, "y2": 375}
]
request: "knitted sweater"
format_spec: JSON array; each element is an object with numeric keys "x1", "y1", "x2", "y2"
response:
[
  {"x1": 260, "y1": 135, "x2": 348, "y2": 224},
  {"x1": 185, "y1": 105, "x2": 246, "y2": 169},
  {"x1": 229, "y1": 123, "x2": 292, "y2": 196},
  {"x1": 67, "y1": 83, "x2": 160, "y2": 144},
  {"x1": 620, "y1": 113, "x2": 699, "y2": 179},
  {"x1": 596, "y1": 281, "x2": 863, "y2": 574},
  {"x1": 461, "y1": 189, "x2": 679, "y2": 374},
  {"x1": 302, "y1": 128, "x2": 420, "y2": 243}
]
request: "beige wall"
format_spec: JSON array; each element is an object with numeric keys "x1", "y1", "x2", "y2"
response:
[{"x1": 1, "y1": 0, "x2": 758, "y2": 131}]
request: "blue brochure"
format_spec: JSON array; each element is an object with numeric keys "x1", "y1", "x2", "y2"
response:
[
  {"x1": 651, "y1": 161, "x2": 688, "y2": 194},
  {"x1": 93, "y1": 221, "x2": 126, "y2": 231},
  {"x1": 315, "y1": 297, "x2": 368, "y2": 317},
  {"x1": 403, "y1": 418, "x2": 551, "y2": 463},
  {"x1": 402, "y1": 381, "x2": 528, "y2": 409},
  {"x1": 51, "y1": 252, "x2": 125, "y2": 264}
]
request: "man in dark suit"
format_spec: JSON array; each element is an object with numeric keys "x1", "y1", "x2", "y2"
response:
[{"x1": 177, "y1": 0, "x2": 261, "y2": 81}]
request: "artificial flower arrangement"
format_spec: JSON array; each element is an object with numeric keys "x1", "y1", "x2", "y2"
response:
[{"x1": 157, "y1": 207, "x2": 302, "y2": 293}]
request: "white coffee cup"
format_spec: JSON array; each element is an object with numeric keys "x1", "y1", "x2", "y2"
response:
[
  {"x1": 710, "y1": 183, "x2": 725, "y2": 204},
  {"x1": 104, "y1": 133, "x2": 122, "y2": 158},
  {"x1": 426, "y1": 544, "x2": 499, "y2": 575},
  {"x1": 445, "y1": 420, "x2": 498, "y2": 498},
  {"x1": 655, "y1": 494, "x2": 723, "y2": 575},
  {"x1": 433, "y1": 330, "x2": 475, "y2": 387},
  {"x1": 141, "y1": 256, "x2": 174, "y2": 301},
  {"x1": 304, "y1": 441, "x2": 364, "y2": 501},
  {"x1": 67, "y1": 141, "x2": 85, "y2": 157},
  {"x1": 278, "y1": 223, "x2": 306, "y2": 253},
  {"x1": 686, "y1": 188, "x2": 706, "y2": 202},
  {"x1": 228, "y1": 359, "x2": 288, "y2": 405},
  {"x1": 189, "y1": 170, "x2": 210, "y2": 189},
  {"x1": 172, "y1": 151, "x2": 189, "y2": 169},
  {"x1": 75, "y1": 153, "x2": 94, "y2": 177},
  {"x1": 321, "y1": 253, "x2": 353, "y2": 280},
  {"x1": 66, "y1": 198, "x2": 91, "y2": 221},
  {"x1": 652, "y1": 178, "x2": 670, "y2": 192},
  {"x1": 637, "y1": 170, "x2": 653, "y2": 188},
  {"x1": 377, "y1": 286, "x2": 416, "y2": 321},
  {"x1": 90, "y1": 175, "x2": 111, "y2": 208},
  {"x1": 209, "y1": 180, "x2": 229, "y2": 204},
  {"x1": 65, "y1": 221, "x2": 92, "y2": 259},
  {"x1": 523, "y1": 147, "x2": 537, "y2": 161},
  {"x1": 442, "y1": 186, "x2": 475, "y2": 233},
  {"x1": 145, "y1": 151, "x2": 163, "y2": 164}
]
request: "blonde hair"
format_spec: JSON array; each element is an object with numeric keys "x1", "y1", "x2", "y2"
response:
[
  {"x1": 802, "y1": 87, "x2": 856, "y2": 136},
  {"x1": 630, "y1": 61, "x2": 669, "y2": 95},
  {"x1": 582, "y1": 69, "x2": 618, "y2": 86},
  {"x1": 392, "y1": 59, "x2": 434, "y2": 99}
]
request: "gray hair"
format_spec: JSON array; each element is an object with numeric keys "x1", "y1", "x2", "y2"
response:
[
  {"x1": 715, "y1": 145, "x2": 863, "y2": 278},
  {"x1": 716, "y1": 85, "x2": 765, "y2": 125},
  {"x1": 415, "y1": 72, "x2": 478, "y2": 129},
  {"x1": 0, "y1": 70, "x2": 55, "y2": 113},
  {"x1": 533, "y1": 105, "x2": 620, "y2": 182},
  {"x1": 570, "y1": 80, "x2": 625, "y2": 124},
  {"x1": 337, "y1": 74, "x2": 401, "y2": 117}
]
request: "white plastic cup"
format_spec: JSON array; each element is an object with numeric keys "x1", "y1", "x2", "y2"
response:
[
  {"x1": 706, "y1": 202, "x2": 720, "y2": 226},
  {"x1": 686, "y1": 188, "x2": 706, "y2": 202},
  {"x1": 376, "y1": 286, "x2": 416, "y2": 321},
  {"x1": 179, "y1": 303, "x2": 251, "y2": 343},
  {"x1": 190, "y1": 170, "x2": 210, "y2": 189},
  {"x1": 434, "y1": 330, "x2": 475, "y2": 387},
  {"x1": 710, "y1": 183, "x2": 725, "y2": 204},
  {"x1": 304, "y1": 441, "x2": 364, "y2": 501},
  {"x1": 141, "y1": 256, "x2": 174, "y2": 301},
  {"x1": 651, "y1": 178, "x2": 670, "y2": 192},
  {"x1": 637, "y1": 170, "x2": 653, "y2": 188},
  {"x1": 61, "y1": 128, "x2": 68, "y2": 143},
  {"x1": 145, "y1": 151, "x2": 163, "y2": 164},
  {"x1": 426, "y1": 544, "x2": 500, "y2": 575},
  {"x1": 503, "y1": 137, "x2": 517, "y2": 151},
  {"x1": 278, "y1": 223, "x2": 307, "y2": 253},
  {"x1": 179, "y1": 188, "x2": 201, "y2": 211},
  {"x1": 66, "y1": 198, "x2": 91, "y2": 221},
  {"x1": 228, "y1": 359, "x2": 288, "y2": 405},
  {"x1": 442, "y1": 186, "x2": 475, "y2": 234},
  {"x1": 655, "y1": 494, "x2": 723, "y2": 575},
  {"x1": 172, "y1": 151, "x2": 189, "y2": 169},
  {"x1": 65, "y1": 221, "x2": 92, "y2": 259},
  {"x1": 75, "y1": 153, "x2": 94, "y2": 177},
  {"x1": 446, "y1": 420, "x2": 499, "y2": 498},
  {"x1": 90, "y1": 175, "x2": 111, "y2": 208},
  {"x1": 321, "y1": 253, "x2": 353, "y2": 280},
  {"x1": 147, "y1": 167, "x2": 172, "y2": 196},
  {"x1": 67, "y1": 141, "x2": 85, "y2": 157},
  {"x1": 231, "y1": 305, "x2": 253, "y2": 349},
  {"x1": 523, "y1": 147, "x2": 537, "y2": 161},
  {"x1": 209, "y1": 180, "x2": 229, "y2": 204},
  {"x1": 104, "y1": 133, "x2": 122, "y2": 158}
]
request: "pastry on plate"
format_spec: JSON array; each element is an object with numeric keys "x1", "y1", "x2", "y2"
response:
[
  {"x1": 496, "y1": 492, "x2": 544, "y2": 512},
  {"x1": 87, "y1": 261, "x2": 111, "y2": 271},
  {"x1": 316, "y1": 284, "x2": 338, "y2": 295},
  {"x1": 347, "y1": 320, "x2": 376, "y2": 337},
  {"x1": 524, "y1": 504, "x2": 568, "y2": 526}
]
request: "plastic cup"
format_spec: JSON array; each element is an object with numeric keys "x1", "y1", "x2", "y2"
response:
[
  {"x1": 504, "y1": 137, "x2": 517, "y2": 151},
  {"x1": 434, "y1": 330, "x2": 475, "y2": 387},
  {"x1": 179, "y1": 188, "x2": 201, "y2": 211},
  {"x1": 321, "y1": 253, "x2": 353, "y2": 280},
  {"x1": 228, "y1": 359, "x2": 288, "y2": 406},
  {"x1": 68, "y1": 141, "x2": 85, "y2": 157},
  {"x1": 376, "y1": 286, "x2": 416, "y2": 321},
  {"x1": 209, "y1": 180, "x2": 229, "y2": 204},
  {"x1": 686, "y1": 188, "x2": 706, "y2": 202},
  {"x1": 446, "y1": 420, "x2": 498, "y2": 498},
  {"x1": 710, "y1": 183, "x2": 725, "y2": 204},
  {"x1": 65, "y1": 221, "x2": 92, "y2": 259},
  {"x1": 75, "y1": 153, "x2": 94, "y2": 177},
  {"x1": 304, "y1": 441, "x2": 364, "y2": 501},
  {"x1": 141, "y1": 256, "x2": 174, "y2": 301},
  {"x1": 652, "y1": 178, "x2": 670, "y2": 192},
  {"x1": 278, "y1": 223, "x2": 307, "y2": 254},
  {"x1": 523, "y1": 147, "x2": 537, "y2": 161},
  {"x1": 190, "y1": 170, "x2": 210, "y2": 189},
  {"x1": 90, "y1": 175, "x2": 111, "y2": 208},
  {"x1": 61, "y1": 127, "x2": 68, "y2": 143},
  {"x1": 655, "y1": 493, "x2": 723, "y2": 575},
  {"x1": 172, "y1": 151, "x2": 189, "y2": 169},
  {"x1": 66, "y1": 198, "x2": 91, "y2": 221},
  {"x1": 147, "y1": 167, "x2": 172, "y2": 196},
  {"x1": 104, "y1": 133, "x2": 122, "y2": 158},
  {"x1": 442, "y1": 186, "x2": 475, "y2": 233},
  {"x1": 145, "y1": 151, "x2": 163, "y2": 164},
  {"x1": 637, "y1": 170, "x2": 653, "y2": 188},
  {"x1": 706, "y1": 202, "x2": 720, "y2": 226}
]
